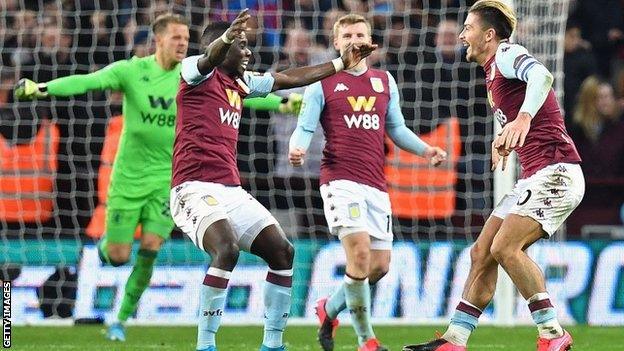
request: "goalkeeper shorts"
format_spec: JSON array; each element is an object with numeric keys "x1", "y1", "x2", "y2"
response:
[
  {"x1": 320, "y1": 179, "x2": 393, "y2": 250},
  {"x1": 170, "y1": 181, "x2": 278, "y2": 252},
  {"x1": 105, "y1": 191, "x2": 175, "y2": 243}
]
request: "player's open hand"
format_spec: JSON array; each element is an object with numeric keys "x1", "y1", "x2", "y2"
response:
[
  {"x1": 340, "y1": 43, "x2": 378, "y2": 70},
  {"x1": 225, "y1": 8, "x2": 250, "y2": 42},
  {"x1": 495, "y1": 112, "x2": 532, "y2": 150},
  {"x1": 424, "y1": 146, "x2": 447, "y2": 167},
  {"x1": 491, "y1": 139, "x2": 510, "y2": 171},
  {"x1": 288, "y1": 147, "x2": 306, "y2": 167}
]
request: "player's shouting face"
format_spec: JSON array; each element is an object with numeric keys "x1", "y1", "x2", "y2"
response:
[
  {"x1": 222, "y1": 31, "x2": 252, "y2": 76},
  {"x1": 459, "y1": 12, "x2": 492, "y2": 65},
  {"x1": 156, "y1": 22, "x2": 190, "y2": 64},
  {"x1": 334, "y1": 22, "x2": 372, "y2": 56}
]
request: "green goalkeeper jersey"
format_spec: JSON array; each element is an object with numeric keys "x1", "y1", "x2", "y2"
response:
[{"x1": 47, "y1": 55, "x2": 180, "y2": 199}]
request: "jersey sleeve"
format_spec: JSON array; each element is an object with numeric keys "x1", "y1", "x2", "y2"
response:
[
  {"x1": 180, "y1": 55, "x2": 215, "y2": 85},
  {"x1": 289, "y1": 81, "x2": 324, "y2": 151},
  {"x1": 496, "y1": 43, "x2": 555, "y2": 117},
  {"x1": 243, "y1": 71, "x2": 276, "y2": 98},
  {"x1": 385, "y1": 72, "x2": 406, "y2": 129},
  {"x1": 46, "y1": 58, "x2": 130, "y2": 96},
  {"x1": 495, "y1": 43, "x2": 544, "y2": 82}
]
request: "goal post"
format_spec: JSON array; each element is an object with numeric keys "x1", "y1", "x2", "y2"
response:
[{"x1": 493, "y1": 0, "x2": 572, "y2": 326}]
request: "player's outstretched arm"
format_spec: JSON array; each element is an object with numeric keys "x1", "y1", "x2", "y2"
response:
[
  {"x1": 14, "y1": 60, "x2": 130, "y2": 100},
  {"x1": 271, "y1": 42, "x2": 377, "y2": 91},
  {"x1": 196, "y1": 9, "x2": 250, "y2": 75},
  {"x1": 243, "y1": 93, "x2": 303, "y2": 115}
]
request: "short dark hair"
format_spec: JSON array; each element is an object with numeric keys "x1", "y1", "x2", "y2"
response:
[
  {"x1": 201, "y1": 22, "x2": 231, "y2": 46},
  {"x1": 152, "y1": 13, "x2": 188, "y2": 35},
  {"x1": 469, "y1": 0, "x2": 517, "y2": 40}
]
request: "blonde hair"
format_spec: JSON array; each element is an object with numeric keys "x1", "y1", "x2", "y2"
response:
[
  {"x1": 332, "y1": 14, "x2": 372, "y2": 38},
  {"x1": 573, "y1": 76, "x2": 613, "y2": 142},
  {"x1": 152, "y1": 13, "x2": 188, "y2": 35},
  {"x1": 469, "y1": 0, "x2": 517, "y2": 39}
]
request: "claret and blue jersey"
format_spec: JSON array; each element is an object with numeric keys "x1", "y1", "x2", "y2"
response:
[
  {"x1": 291, "y1": 68, "x2": 429, "y2": 192},
  {"x1": 484, "y1": 42, "x2": 581, "y2": 178},
  {"x1": 172, "y1": 54, "x2": 275, "y2": 187}
]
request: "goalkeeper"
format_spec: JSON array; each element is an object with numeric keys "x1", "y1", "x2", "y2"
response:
[{"x1": 14, "y1": 13, "x2": 301, "y2": 342}]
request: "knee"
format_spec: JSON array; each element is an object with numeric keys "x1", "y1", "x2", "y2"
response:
[
  {"x1": 213, "y1": 242, "x2": 240, "y2": 269},
  {"x1": 351, "y1": 245, "x2": 371, "y2": 270},
  {"x1": 140, "y1": 235, "x2": 164, "y2": 251},
  {"x1": 268, "y1": 241, "x2": 295, "y2": 270},
  {"x1": 470, "y1": 242, "x2": 492, "y2": 268},
  {"x1": 107, "y1": 248, "x2": 130, "y2": 267},
  {"x1": 282, "y1": 241, "x2": 295, "y2": 267},
  {"x1": 489, "y1": 239, "x2": 512, "y2": 266}
]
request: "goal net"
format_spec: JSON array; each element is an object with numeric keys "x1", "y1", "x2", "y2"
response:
[{"x1": 3, "y1": 0, "x2": 607, "y2": 328}]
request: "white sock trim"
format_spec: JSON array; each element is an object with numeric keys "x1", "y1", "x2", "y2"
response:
[
  {"x1": 344, "y1": 275, "x2": 368, "y2": 285},
  {"x1": 528, "y1": 292, "x2": 550, "y2": 303},
  {"x1": 207, "y1": 267, "x2": 232, "y2": 279},
  {"x1": 268, "y1": 268, "x2": 293, "y2": 276},
  {"x1": 461, "y1": 299, "x2": 483, "y2": 313}
]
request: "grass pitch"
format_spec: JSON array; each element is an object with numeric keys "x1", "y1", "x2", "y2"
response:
[{"x1": 11, "y1": 325, "x2": 623, "y2": 350}]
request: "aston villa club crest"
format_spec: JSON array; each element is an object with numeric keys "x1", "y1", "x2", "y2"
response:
[
  {"x1": 370, "y1": 77, "x2": 384, "y2": 93},
  {"x1": 202, "y1": 195, "x2": 219, "y2": 206},
  {"x1": 348, "y1": 202, "x2": 361, "y2": 219}
]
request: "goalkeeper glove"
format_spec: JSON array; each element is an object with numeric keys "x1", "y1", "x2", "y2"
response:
[
  {"x1": 278, "y1": 92, "x2": 303, "y2": 116},
  {"x1": 14, "y1": 78, "x2": 48, "y2": 100}
]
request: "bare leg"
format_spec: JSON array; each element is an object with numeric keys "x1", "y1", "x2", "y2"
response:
[
  {"x1": 440, "y1": 216, "x2": 503, "y2": 347},
  {"x1": 490, "y1": 214, "x2": 564, "y2": 339},
  {"x1": 462, "y1": 216, "x2": 504, "y2": 309},
  {"x1": 490, "y1": 214, "x2": 544, "y2": 299}
]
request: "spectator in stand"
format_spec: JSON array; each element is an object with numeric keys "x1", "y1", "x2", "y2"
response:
[
  {"x1": 563, "y1": 21, "x2": 597, "y2": 123},
  {"x1": 5, "y1": 10, "x2": 38, "y2": 67},
  {"x1": 570, "y1": 76, "x2": 624, "y2": 178},
  {"x1": 22, "y1": 24, "x2": 73, "y2": 82},
  {"x1": 570, "y1": 0, "x2": 624, "y2": 77},
  {"x1": 316, "y1": 8, "x2": 346, "y2": 47},
  {"x1": 385, "y1": 16, "x2": 418, "y2": 122},
  {"x1": 244, "y1": 15, "x2": 277, "y2": 69},
  {"x1": 83, "y1": 10, "x2": 127, "y2": 67},
  {"x1": 0, "y1": 70, "x2": 16, "y2": 105},
  {"x1": 272, "y1": 27, "x2": 325, "y2": 179}
]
